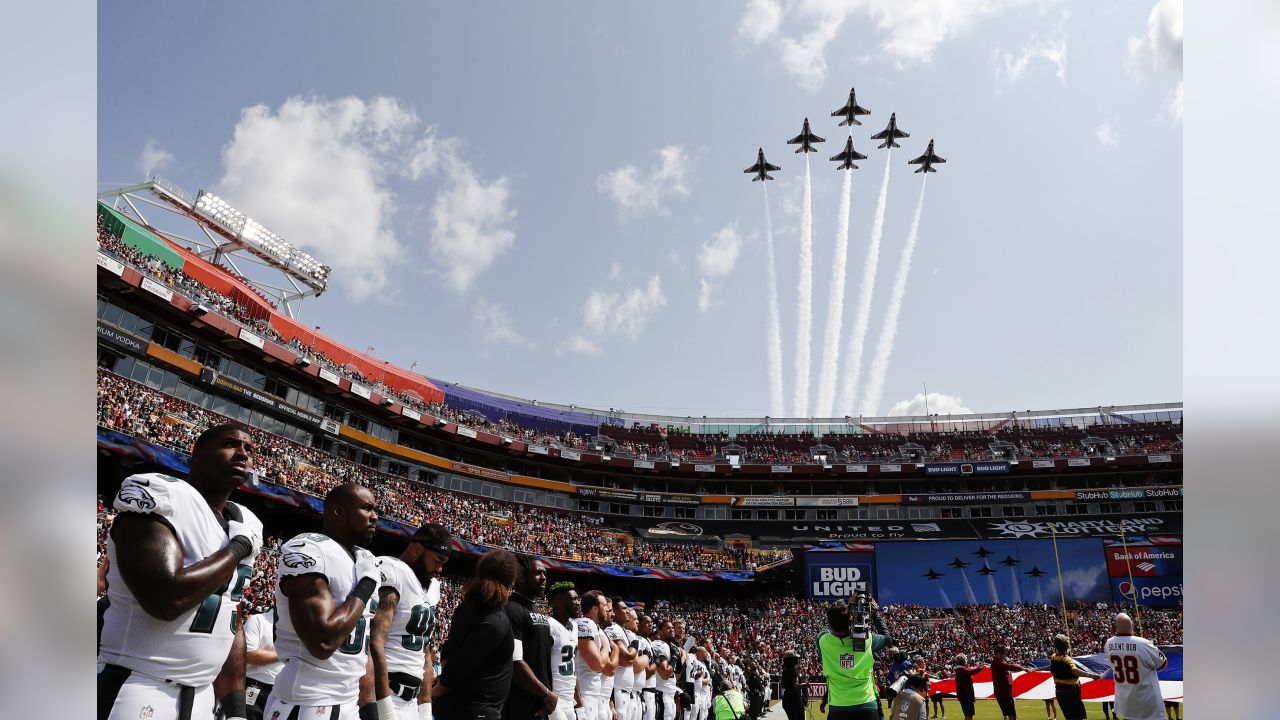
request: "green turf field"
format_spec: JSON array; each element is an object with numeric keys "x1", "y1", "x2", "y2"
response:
[{"x1": 795, "y1": 698, "x2": 1181, "y2": 720}]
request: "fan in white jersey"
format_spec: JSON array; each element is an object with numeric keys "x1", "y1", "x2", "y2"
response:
[
  {"x1": 265, "y1": 483, "x2": 382, "y2": 720},
  {"x1": 243, "y1": 609, "x2": 285, "y2": 719},
  {"x1": 366, "y1": 523, "x2": 453, "y2": 720},
  {"x1": 576, "y1": 591, "x2": 620, "y2": 720},
  {"x1": 98, "y1": 424, "x2": 264, "y2": 720},
  {"x1": 1103, "y1": 613, "x2": 1169, "y2": 720},
  {"x1": 547, "y1": 582, "x2": 585, "y2": 720}
]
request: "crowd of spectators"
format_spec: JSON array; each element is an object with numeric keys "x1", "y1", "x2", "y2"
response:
[{"x1": 97, "y1": 369, "x2": 784, "y2": 572}]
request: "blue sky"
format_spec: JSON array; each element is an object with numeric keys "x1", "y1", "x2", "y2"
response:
[{"x1": 98, "y1": 1, "x2": 1183, "y2": 418}]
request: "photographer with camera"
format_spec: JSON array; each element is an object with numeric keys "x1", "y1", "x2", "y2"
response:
[{"x1": 815, "y1": 590, "x2": 893, "y2": 720}]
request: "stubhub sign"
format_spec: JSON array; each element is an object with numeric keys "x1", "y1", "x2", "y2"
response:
[
  {"x1": 806, "y1": 553, "x2": 877, "y2": 601},
  {"x1": 1111, "y1": 576, "x2": 1184, "y2": 607}
]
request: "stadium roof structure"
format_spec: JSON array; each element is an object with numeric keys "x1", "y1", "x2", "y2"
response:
[{"x1": 97, "y1": 176, "x2": 330, "y2": 318}]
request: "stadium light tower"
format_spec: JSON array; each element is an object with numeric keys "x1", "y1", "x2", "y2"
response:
[{"x1": 97, "y1": 175, "x2": 331, "y2": 318}]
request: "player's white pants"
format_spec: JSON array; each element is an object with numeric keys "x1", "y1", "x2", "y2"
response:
[
  {"x1": 641, "y1": 691, "x2": 656, "y2": 720},
  {"x1": 696, "y1": 692, "x2": 711, "y2": 720},
  {"x1": 101, "y1": 671, "x2": 214, "y2": 720},
  {"x1": 659, "y1": 692, "x2": 676, "y2": 720},
  {"x1": 263, "y1": 694, "x2": 360, "y2": 720},
  {"x1": 579, "y1": 694, "x2": 610, "y2": 720},
  {"x1": 549, "y1": 697, "x2": 576, "y2": 720},
  {"x1": 388, "y1": 694, "x2": 426, "y2": 720},
  {"x1": 615, "y1": 689, "x2": 635, "y2": 720}
]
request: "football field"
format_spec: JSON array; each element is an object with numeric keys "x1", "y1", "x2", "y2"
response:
[{"x1": 786, "y1": 699, "x2": 1182, "y2": 720}]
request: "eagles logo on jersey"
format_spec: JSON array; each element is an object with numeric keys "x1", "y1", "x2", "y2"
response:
[
  {"x1": 117, "y1": 484, "x2": 156, "y2": 510},
  {"x1": 281, "y1": 552, "x2": 317, "y2": 569}
]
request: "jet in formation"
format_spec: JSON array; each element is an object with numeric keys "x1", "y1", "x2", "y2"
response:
[
  {"x1": 977, "y1": 564, "x2": 997, "y2": 577},
  {"x1": 787, "y1": 118, "x2": 826, "y2": 153},
  {"x1": 974, "y1": 546, "x2": 994, "y2": 558},
  {"x1": 947, "y1": 557, "x2": 970, "y2": 570},
  {"x1": 831, "y1": 87, "x2": 872, "y2": 126},
  {"x1": 830, "y1": 137, "x2": 868, "y2": 170},
  {"x1": 1000, "y1": 555, "x2": 1021, "y2": 568},
  {"x1": 1026, "y1": 567, "x2": 1047, "y2": 578},
  {"x1": 871, "y1": 112, "x2": 910, "y2": 149},
  {"x1": 923, "y1": 569, "x2": 945, "y2": 581},
  {"x1": 908, "y1": 139, "x2": 946, "y2": 173},
  {"x1": 743, "y1": 148, "x2": 781, "y2": 181}
]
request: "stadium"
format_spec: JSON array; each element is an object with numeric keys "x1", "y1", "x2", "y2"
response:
[{"x1": 96, "y1": 175, "x2": 1183, "y2": 720}]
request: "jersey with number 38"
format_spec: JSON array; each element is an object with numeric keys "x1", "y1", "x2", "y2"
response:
[
  {"x1": 377, "y1": 555, "x2": 440, "y2": 677},
  {"x1": 1103, "y1": 634, "x2": 1167, "y2": 720},
  {"x1": 272, "y1": 532, "x2": 375, "y2": 706},
  {"x1": 98, "y1": 473, "x2": 259, "y2": 686}
]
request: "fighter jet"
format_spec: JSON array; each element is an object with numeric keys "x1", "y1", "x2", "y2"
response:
[
  {"x1": 923, "y1": 569, "x2": 945, "y2": 580},
  {"x1": 831, "y1": 87, "x2": 872, "y2": 126},
  {"x1": 829, "y1": 137, "x2": 868, "y2": 170},
  {"x1": 973, "y1": 546, "x2": 994, "y2": 558},
  {"x1": 947, "y1": 557, "x2": 969, "y2": 570},
  {"x1": 908, "y1": 139, "x2": 946, "y2": 173},
  {"x1": 743, "y1": 148, "x2": 781, "y2": 181},
  {"x1": 787, "y1": 118, "x2": 826, "y2": 153},
  {"x1": 1026, "y1": 567, "x2": 1047, "y2": 579},
  {"x1": 999, "y1": 555, "x2": 1021, "y2": 568},
  {"x1": 977, "y1": 564, "x2": 997, "y2": 577},
  {"x1": 870, "y1": 113, "x2": 909, "y2": 149}
]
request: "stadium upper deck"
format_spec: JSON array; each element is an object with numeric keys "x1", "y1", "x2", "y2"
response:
[{"x1": 95, "y1": 190, "x2": 1181, "y2": 523}]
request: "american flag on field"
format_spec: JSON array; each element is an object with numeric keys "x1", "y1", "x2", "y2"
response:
[{"x1": 927, "y1": 647, "x2": 1183, "y2": 703}]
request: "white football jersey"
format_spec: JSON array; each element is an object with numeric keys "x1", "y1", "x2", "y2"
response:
[
  {"x1": 98, "y1": 473, "x2": 261, "y2": 686},
  {"x1": 243, "y1": 611, "x2": 284, "y2": 684},
  {"x1": 606, "y1": 623, "x2": 634, "y2": 692},
  {"x1": 549, "y1": 617, "x2": 579, "y2": 701},
  {"x1": 377, "y1": 556, "x2": 441, "y2": 677},
  {"x1": 651, "y1": 640, "x2": 677, "y2": 693},
  {"x1": 575, "y1": 618, "x2": 607, "y2": 698},
  {"x1": 636, "y1": 636, "x2": 656, "y2": 689},
  {"x1": 272, "y1": 533, "x2": 375, "y2": 705},
  {"x1": 1104, "y1": 635, "x2": 1167, "y2": 720}
]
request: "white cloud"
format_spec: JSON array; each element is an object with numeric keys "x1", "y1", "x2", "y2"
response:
[
  {"x1": 582, "y1": 274, "x2": 667, "y2": 341},
  {"x1": 1060, "y1": 564, "x2": 1105, "y2": 598},
  {"x1": 887, "y1": 392, "x2": 973, "y2": 416},
  {"x1": 1126, "y1": 0, "x2": 1182, "y2": 123},
  {"x1": 696, "y1": 224, "x2": 746, "y2": 313},
  {"x1": 473, "y1": 299, "x2": 533, "y2": 350},
  {"x1": 1096, "y1": 120, "x2": 1120, "y2": 148},
  {"x1": 738, "y1": 0, "x2": 782, "y2": 44},
  {"x1": 597, "y1": 145, "x2": 693, "y2": 217},
  {"x1": 216, "y1": 95, "x2": 515, "y2": 301},
  {"x1": 608, "y1": 261, "x2": 623, "y2": 282},
  {"x1": 561, "y1": 335, "x2": 603, "y2": 356},
  {"x1": 139, "y1": 138, "x2": 173, "y2": 177},
  {"x1": 738, "y1": 0, "x2": 1046, "y2": 88},
  {"x1": 997, "y1": 32, "x2": 1068, "y2": 85},
  {"x1": 1165, "y1": 78, "x2": 1183, "y2": 124},
  {"x1": 427, "y1": 155, "x2": 517, "y2": 293}
]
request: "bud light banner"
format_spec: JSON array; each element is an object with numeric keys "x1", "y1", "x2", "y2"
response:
[
  {"x1": 1111, "y1": 576, "x2": 1183, "y2": 607},
  {"x1": 806, "y1": 551, "x2": 877, "y2": 600}
]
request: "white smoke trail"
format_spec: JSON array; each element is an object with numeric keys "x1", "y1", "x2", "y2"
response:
[
  {"x1": 1010, "y1": 568, "x2": 1023, "y2": 604},
  {"x1": 986, "y1": 572, "x2": 1001, "y2": 604},
  {"x1": 938, "y1": 585, "x2": 954, "y2": 609},
  {"x1": 860, "y1": 176, "x2": 928, "y2": 416},
  {"x1": 835, "y1": 151, "x2": 892, "y2": 415},
  {"x1": 959, "y1": 570, "x2": 977, "y2": 605},
  {"x1": 1035, "y1": 578, "x2": 1045, "y2": 604},
  {"x1": 762, "y1": 183, "x2": 785, "y2": 417},
  {"x1": 793, "y1": 154, "x2": 814, "y2": 417},
  {"x1": 815, "y1": 157, "x2": 853, "y2": 418}
]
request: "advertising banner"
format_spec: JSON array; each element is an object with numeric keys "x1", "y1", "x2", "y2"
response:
[
  {"x1": 806, "y1": 551, "x2": 877, "y2": 600},
  {"x1": 924, "y1": 462, "x2": 1010, "y2": 476},
  {"x1": 561, "y1": 449, "x2": 581, "y2": 461},
  {"x1": 205, "y1": 370, "x2": 324, "y2": 426},
  {"x1": 1148, "y1": 454, "x2": 1173, "y2": 464},
  {"x1": 450, "y1": 461, "x2": 509, "y2": 482},
  {"x1": 1068, "y1": 458, "x2": 1092, "y2": 467},
  {"x1": 318, "y1": 367, "x2": 341, "y2": 384},
  {"x1": 845, "y1": 464, "x2": 869, "y2": 473},
  {"x1": 320, "y1": 418, "x2": 340, "y2": 435},
  {"x1": 796, "y1": 497, "x2": 860, "y2": 507},
  {"x1": 401, "y1": 407, "x2": 421, "y2": 421},
  {"x1": 577, "y1": 487, "x2": 639, "y2": 501},
  {"x1": 694, "y1": 463, "x2": 716, "y2": 472},
  {"x1": 456, "y1": 426, "x2": 477, "y2": 439},
  {"x1": 975, "y1": 515, "x2": 1180, "y2": 539},
  {"x1": 350, "y1": 383, "x2": 372, "y2": 400},
  {"x1": 1105, "y1": 545, "x2": 1183, "y2": 577},
  {"x1": 97, "y1": 321, "x2": 147, "y2": 354},
  {"x1": 634, "y1": 460, "x2": 655, "y2": 469},
  {"x1": 97, "y1": 252, "x2": 125, "y2": 276},
  {"x1": 1032, "y1": 459, "x2": 1056, "y2": 469},
  {"x1": 529, "y1": 444, "x2": 549, "y2": 455},
  {"x1": 140, "y1": 277, "x2": 174, "y2": 301},
  {"x1": 903, "y1": 491, "x2": 1031, "y2": 505},
  {"x1": 735, "y1": 496, "x2": 795, "y2": 507},
  {"x1": 879, "y1": 464, "x2": 902, "y2": 472},
  {"x1": 1111, "y1": 576, "x2": 1184, "y2": 607},
  {"x1": 875, "y1": 537, "x2": 1110, "y2": 607},
  {"x1": 237, "y1": 328, "x2": 265, "y2": 349},
  {"x1": 1075, "y1": 487, "x2": 1183, "y2": 501}
]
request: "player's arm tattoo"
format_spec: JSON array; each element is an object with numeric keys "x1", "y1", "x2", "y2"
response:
[
  {"x1": 111, "y1": 512, "x2": 242, "y2": 621},
  {"x1": 281, "y1": 573, "x2": 369, "y2": 660},
  {"x1": 418, "y1": 645, "x2": 436, "y2": 704},
  {"x1": 369, "y1": 587, "x2": 400, "y2": 700}
]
